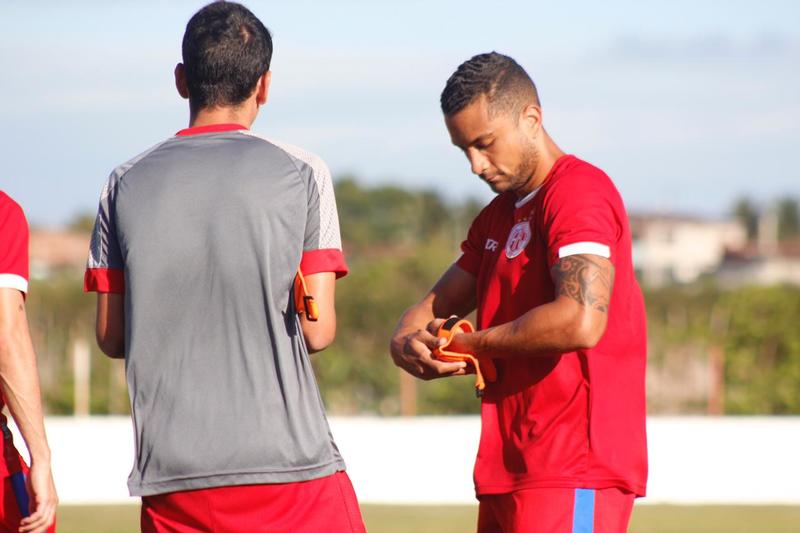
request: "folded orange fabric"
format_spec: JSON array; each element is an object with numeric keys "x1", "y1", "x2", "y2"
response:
[
  {"x1": 432, "y1": 317, "x2": 496, "y2": 397},
  {"x1": 294, "y1": 269, "x2": 319, "y2": 321}
]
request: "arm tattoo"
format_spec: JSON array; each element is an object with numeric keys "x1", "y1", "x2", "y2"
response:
[{"x1": 551, "y1": 254, "x2": 615, "y2": 313}]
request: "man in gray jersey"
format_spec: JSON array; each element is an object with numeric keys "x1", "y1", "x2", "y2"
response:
[{"x1": 84, "y1": 3, "x2": 365, "y2": 531}]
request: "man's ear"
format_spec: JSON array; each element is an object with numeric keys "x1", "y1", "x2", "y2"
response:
[
  {"x1": 520, "y1": 103, "x2": 542, "y2": 137},
  {"x1": 256, "y1": 71, "x2": 272, "y2": 107},
  {"x1": 175, "y1": 63, "x2": 189, "y2": 99}
]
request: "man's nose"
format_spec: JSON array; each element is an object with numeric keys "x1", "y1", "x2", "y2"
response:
[{"x1": 467, "y1": 148, "x2": 488, "y2": 176}]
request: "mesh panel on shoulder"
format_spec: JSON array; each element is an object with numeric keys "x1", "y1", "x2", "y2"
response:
[{"x1": 244, "y1": 133, "x2": 343, "y2": 251}]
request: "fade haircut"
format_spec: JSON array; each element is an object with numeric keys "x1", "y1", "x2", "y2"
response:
[
  {"x1": 440, "y1": 52, "x2": 540, "y2": 119},
  {"x1": 182, "y1": 1, "x2": 272, "y2": 110}
]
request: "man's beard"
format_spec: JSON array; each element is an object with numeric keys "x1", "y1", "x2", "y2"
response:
[{"x1": 509, "y1": 137, "x2": 539, "y2": 193}]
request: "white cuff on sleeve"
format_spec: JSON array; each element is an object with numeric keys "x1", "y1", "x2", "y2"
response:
[
  {"x1": 558, "y1": 242, "x2": 611, "y2": 259},
  {"x1": 0, "y1": 273, "x2": 28, "y2": 293}
]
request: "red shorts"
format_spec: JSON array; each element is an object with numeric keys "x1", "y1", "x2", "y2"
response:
[
  {"x1": 0, "y1": 468, "x2": 56, "y2": 533},
  {"x1": 477, "y1": 487, "x2": 634, "y2": 533},
  {"x1": 141, "y1": 471, "x2": 365, "y2": 533},
  {"x1": 2, "y1": 423, "x2": 56, "y2": 532}
]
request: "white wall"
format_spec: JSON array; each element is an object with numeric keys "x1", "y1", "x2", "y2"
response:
[{"x1": 10, "y1": 416, "x2": 800, "y2": 506}]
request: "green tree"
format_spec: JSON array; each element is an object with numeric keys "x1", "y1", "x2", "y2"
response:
[
  {"x1": 27, "y1": 274, "x2": 129, "y2": 415},
  {"x1": 732, "y1": 198, "x2": 758, "y2": 241},
  {"x1": 776, "y1": 197, "x2": 800, "y2": 241},
  {"x1": 66, "y1": 212, "x2": 96, "y2": 233},
  {"x1": 721, "y1": 286, "x2": 800, "y2": 414},
  {"x1": 312, "y1": 178, "x2": 481, "y2": 414}
]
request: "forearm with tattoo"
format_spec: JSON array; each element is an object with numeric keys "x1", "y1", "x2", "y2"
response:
[
  {"x1": 551, "y1": 255, "x2": 615, "y2": 313},
  {"x1": 448, "y1": 254, "x2": 615, "y2": 358}
]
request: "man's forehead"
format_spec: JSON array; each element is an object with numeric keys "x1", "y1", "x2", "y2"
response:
[{"x1": 445, "y1": 96, "x2": 497, "y2": 144}]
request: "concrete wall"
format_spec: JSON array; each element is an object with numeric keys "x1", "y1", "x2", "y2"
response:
[{"x1": 11, "y1": 416, "x2": 800, "y2": 505}]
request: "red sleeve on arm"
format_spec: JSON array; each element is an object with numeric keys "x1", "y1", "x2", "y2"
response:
[
  {"x1": 84, "y1": 268, "x2": 125, "y2": 293},
  {"x1": 85, "y1": 175, "x2": 125, "y2": 292},
  {"x1": 300, "y1": 249, "x2": 349, "y2": 279},
  {"x1": 0, "y1": 194, "x2": 30, "y2": 294},
  {"x1": 543, "y1": 169, "x2": 622, "y2": 267},
  {"x1": 455, "y1": 206, "x2": 490, "y2": 277}
]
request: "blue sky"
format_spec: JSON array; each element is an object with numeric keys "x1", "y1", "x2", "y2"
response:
[{"x1": 1, "y1": 0, "x2": 798, "y2": 225}]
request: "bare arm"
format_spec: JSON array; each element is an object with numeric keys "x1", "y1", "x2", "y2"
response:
[
  {"x1": 0, "y1": 288, "x2": 58, "y2": 532},
  {"x1": 448, "y1": 254, "x2": 614, "y2": 358},
  {"x1": 299, "y1": 272, "x2": 337, "y2": 353},
  {"x1": 96, "y1": 293, "x2": 125, "y2": 358},
  {"x1": 389, "y1": 263, "x2": 477, "y2": 379}
]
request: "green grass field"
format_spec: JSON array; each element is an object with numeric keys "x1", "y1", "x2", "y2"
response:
[{"x1": 54, "y1": 503, "x2": 800, "y2": 532}]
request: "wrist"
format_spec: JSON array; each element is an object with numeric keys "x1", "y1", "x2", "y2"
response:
[
  {"x1": 453, "y1": 330, "x2": 486, "y2": 357},
  {"x1": 28, "y1": 446, "x2": 52, "y2": 466},
  {"x1": 471, "y1": 329, "x2": 489, "y2": 356}
]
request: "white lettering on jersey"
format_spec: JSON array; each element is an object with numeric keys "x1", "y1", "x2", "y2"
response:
[
  {"x1": 505, "y1": 221, "x2": 531, "y2": 259},
  {"x1": 485, "y1": 239, "x2": 499, "y2": 252}
]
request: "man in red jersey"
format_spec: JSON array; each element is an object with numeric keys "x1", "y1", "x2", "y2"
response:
[
  {"x1": 390, "y1": 53, "x2": 647, "y2": 533},
  {"x1": 0, "y1": 191, "x2": 58, "y2": 533}
]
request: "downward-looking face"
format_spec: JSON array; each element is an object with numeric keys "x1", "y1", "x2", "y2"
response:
[{"x1": 445, "y1": 95, "x2": 539, "y2": 196}]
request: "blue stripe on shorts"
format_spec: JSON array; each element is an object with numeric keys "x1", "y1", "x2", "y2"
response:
[
  {"x1": 10, "y1": 471, "x2": 30, "y2": 518},
  {"x1": 572, "y1": 488, "x2": 595, "y2": 533}
]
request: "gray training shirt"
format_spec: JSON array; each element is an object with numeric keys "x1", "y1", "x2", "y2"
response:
[{"x1": 85, "y1": 123, "x2": 348, "y2": 496}]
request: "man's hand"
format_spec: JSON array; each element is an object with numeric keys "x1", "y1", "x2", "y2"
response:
[
  {"x1": 390, "y1": 321, "x2": 467, "y2": 380},
  {"x1": 390, "y1": 264, "x2": 477, "y2": 379},
  {"x1": 19, "y1": 460, "x2": 58, "y2": 533}
]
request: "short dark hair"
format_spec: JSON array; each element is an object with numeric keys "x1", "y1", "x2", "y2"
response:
[
  {"x1": 182, "y1": 1, "x2": 272, "y2": 110},
  {"x1": 440, "y1": 52, "x2": 539, "y2": 118}
]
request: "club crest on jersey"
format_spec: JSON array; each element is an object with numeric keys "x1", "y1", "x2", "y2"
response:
[{"x1": 505, "y1": 221, "x2": 531, "y2": 259}]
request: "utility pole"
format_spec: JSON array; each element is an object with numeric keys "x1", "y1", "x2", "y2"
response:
[
  {"x1": 707, "y1": 345, "x2": 725, "y2": 415},
  {"x1": 707, "y1": 304, "x2": 729, "y2": 415},
  {"x1": 72, "y1": 338, "x2": 90, "y2": 416},
  {"x1": 108, "y1": 360, "x2": 127, "y2": 414}
]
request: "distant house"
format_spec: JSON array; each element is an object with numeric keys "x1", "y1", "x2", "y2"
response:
[
  {"x1": 715, "y1": 211, "x2": 800, "y2": 287},
  {"x1": 717, "y1": 251, "x2": 800, "y2": 287},
  {"x1": 630, "y1": 214, "x2": 747, "y2": 287},
  {"x1": 716, "y1": 230, "x2": 800, "y2": 287},
  {"x1": 29, "y1": 229, "x2": 90, "y2": 279}
]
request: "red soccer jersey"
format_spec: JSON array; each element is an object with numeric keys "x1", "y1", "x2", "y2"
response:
[
  {"x1": 0, "y1": 191, "x2": 31, "y2": 476},
  {"x1": 456, "y1": 155, "x2": 648, "y2": 497},
  {"x1": 0, "y1": 192, "x2": 29, "y2": 296}
]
